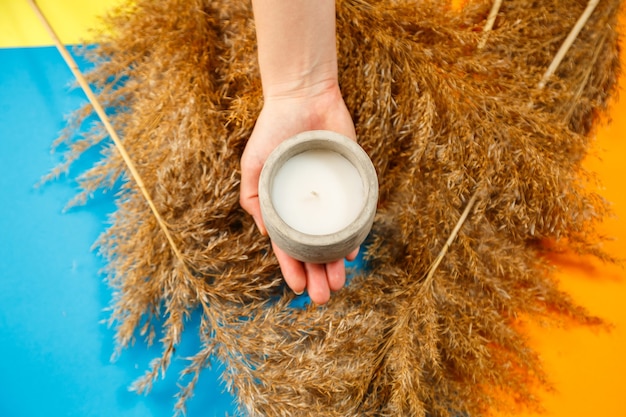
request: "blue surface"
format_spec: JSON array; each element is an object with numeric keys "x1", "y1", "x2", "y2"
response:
[{"x1": 0, "y1": 46, "x2": 235, "y2": 417}]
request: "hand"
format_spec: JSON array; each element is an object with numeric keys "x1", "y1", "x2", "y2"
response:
[{"x1": 240, "y1": 85, "x2": 358, "y2": 304}]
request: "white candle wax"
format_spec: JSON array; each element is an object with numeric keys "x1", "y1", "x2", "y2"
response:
[{"x1": 271, "y1": 149, "x2": 365, "y2": 236}]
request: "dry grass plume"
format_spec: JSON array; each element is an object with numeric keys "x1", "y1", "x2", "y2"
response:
[{"x1": 52, "y1": 0, "x2": 623, "y2": 415}]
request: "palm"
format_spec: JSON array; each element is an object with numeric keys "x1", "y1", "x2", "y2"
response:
[{"x1": 240, "y1": 90, "x2": 358, "y2": 304}]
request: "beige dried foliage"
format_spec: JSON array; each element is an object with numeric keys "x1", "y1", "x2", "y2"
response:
[{"x1": 54, "y1": 0, "x2": 623, "y2": 415}]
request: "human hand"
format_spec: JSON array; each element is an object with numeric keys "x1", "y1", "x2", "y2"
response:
[{"x1": 240, "y1": 86, "x2": 359, "y2": 304}]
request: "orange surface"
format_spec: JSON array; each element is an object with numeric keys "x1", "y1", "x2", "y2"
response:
[
  {"x1": 8, "y1": 1, "x2": 625, "y2": 416},
  {"x1": 520, "y1": 111, "x2": 626, "y2": 413},
  {"x1": 511, "y1": 31, "x2": 626, "y2": 417},
  {"x1": 447, "y1": 0, "x2": 626, "y2": 411},
  {"x1": 442, "y1": 1, "x2": 626, "y2": 414}
]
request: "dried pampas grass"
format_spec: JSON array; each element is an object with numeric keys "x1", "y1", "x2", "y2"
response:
[{"x1": 51, "y1": 0, "x2": 623, "y2": 415}]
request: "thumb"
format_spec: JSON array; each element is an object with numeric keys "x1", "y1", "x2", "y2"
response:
[
  {"x1": 249, "y1": 198, "x2": 267, "y2": 236},
  {"x1": 240, "y1": 187, "x2": 267, "y2": 236},
  {"x1": 240, "y1": 158, "x2": 268, "y2": 236}
]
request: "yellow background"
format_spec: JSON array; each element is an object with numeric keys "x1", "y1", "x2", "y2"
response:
[
  {"x1": 3, "y1": 1, "x2": 624, "y2": 416},
  {"x1": 0, "y1": 1, "x2": 119, "y2": 47}
]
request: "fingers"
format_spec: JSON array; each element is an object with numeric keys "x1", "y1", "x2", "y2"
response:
[
  {"x1": 325, "y1": 260, "x2": 346, "y2": 292},
  {"x1": 274, "y1": 242, "x2": 350, "y2": 304},
  {"x1": 304, "y1": 262, "x2": 331, "y2": 305},
  {"x1": 272, "y1": 242, "x2": 307, "y2": 295},
  {"x1": 239, "y1": 194, "x2": 266, "y2": 235},
  {"x1": 346, "y1": 247, "x2": 359, "y2": 262},
  {"x1": 240, "y1": 151, "x2": 267, "y2": 235}
]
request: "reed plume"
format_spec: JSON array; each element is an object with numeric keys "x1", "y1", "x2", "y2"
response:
[{"x1": 52, "y1": 0, "x2": 622, "y2": 415}]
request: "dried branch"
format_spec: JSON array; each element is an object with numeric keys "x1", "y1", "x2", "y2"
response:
[
  {"x1": 50, "y1": 0, "x2": 621, "y2": 415},
  {"x1": 538, "y1": 0, "x2": 601, "y2": 89},
  {"x1": 422, "y1": 189, "x2": 479, "y2": 288},
  {"x1": 27, "y1": 0, "x2": 193, "y2": 277},
  {"x1": 478, "y1": 0, "x2": 503, "y2": 49}
]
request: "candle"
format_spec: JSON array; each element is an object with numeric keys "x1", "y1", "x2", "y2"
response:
[
  {"x1": 259, "y1": 130, "x2": 378, "y2": 263},
  {"x1": 271, "y1": 149, "x2": 364, "y2": 236}
]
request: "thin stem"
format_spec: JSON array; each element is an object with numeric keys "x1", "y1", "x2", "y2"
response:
[
  {"x1": 27, "y1": 0, "x2": 193, "y2": 276},
  {"x1": 361, "y1": 189, "x2": 480, "y2": 409},
  {"x1": 538, "y1": 0, "x2": 600, "y2": 89},
  {"x1": 423, "y1": 190, "x2": 479, "y2": 287},
  {"x1": 563, "y1": 31, "x2": 608, "y2": 122},
  {"x1": 478, "y1": 0, "x2": 503, "y2": 49}
]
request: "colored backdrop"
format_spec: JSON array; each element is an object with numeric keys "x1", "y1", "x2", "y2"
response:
[{"x1": 1, "y1": 1, "x2": 624, "y2": 417}]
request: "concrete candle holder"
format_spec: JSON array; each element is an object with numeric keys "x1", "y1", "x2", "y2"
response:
[{"x1": 259, "y1": 130, "x2": 378, "y2": 263}]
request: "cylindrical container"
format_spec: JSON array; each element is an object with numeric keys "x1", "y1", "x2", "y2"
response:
[{"x1": 259, "y1": 130, "x2": 378, "y2": 263}]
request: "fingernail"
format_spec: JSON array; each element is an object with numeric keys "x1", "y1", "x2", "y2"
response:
[{"x1": 294, "y1": 289, "x2": 304, "y2": 296}]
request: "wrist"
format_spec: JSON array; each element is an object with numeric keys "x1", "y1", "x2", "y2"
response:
[
  {"x1": 262, "y1": 81, "x2": 344, "y2": 117},
  {"x1": 261, "y1": 61, "x2": 339, "y2": 101},
  {"x1": 258, "y1": 83, "x2": 356, "y2": 142},
  {"x1": 252, "y1": 0, "x2": 338, "y2": 101}
]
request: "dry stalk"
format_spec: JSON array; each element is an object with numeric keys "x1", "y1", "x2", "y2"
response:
[
  {"x1": 478, "y1": 0, "x2": 504, "y2": 49},
  {"x1": 27, "y1": 0, "x2": 193, "y2": 277},
  {"x1": 28, "y1": 1, "x2": 222, "y2": 393},
  {"x1": 538, "y1": 0, "x2": 601, "y2": 89},
  {"x1": 366, "y1": 189, "x2": 479, "y2": 413},
  {"x1": 563, "y1": 30, "x2": 609, "y2": 122},
  {"x1": 422, "y1": 190, "x2": 479, "y2": 288},
  {"x1": 50, "y1": 0, "x2": 622, "y2": 415}
]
